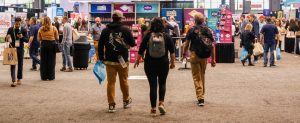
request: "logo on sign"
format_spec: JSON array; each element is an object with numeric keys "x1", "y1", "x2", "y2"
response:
[
  {"x1": 97, "y1": 5, "x2": 107, "y2": 11},
  {"x1": 167, "y1": 10, "x2": 177, "y2": 16},
  {"x1": 225, "y1": 34, "x2": 231, "y2": 38},
  {"x1": 120, "y1": 5, "x2": 129, "y2": 11},
  {"x1": 144, "y1": 5, "x2": 152, "y2": 10},
  {"x1": 227, "y1": 15, "x2": 232, "y2": 19},
  {"x1": 211, "y1": 11, "x2": 218, "y2": 16}
]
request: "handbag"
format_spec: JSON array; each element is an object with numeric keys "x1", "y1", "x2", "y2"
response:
[
  {"x1": 93, "y1": 61, "x2": 106, "y2": 84},
  {"x1": 275, "y1": 47, "x2": 281, "y2": 60},
  {"x1": 253, "y1": 42, "x2": 264, "y2": 56},
  {"x1": 3, "y1": 44, "x2": 18, "y2": 65},
  {"x1": 55, "y1": 42, "x2": 62, "y2": 53}
]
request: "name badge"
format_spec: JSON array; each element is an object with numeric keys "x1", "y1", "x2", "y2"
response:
[{"x1": 15, "y1": 40, "x2": 20, "y2": 47}]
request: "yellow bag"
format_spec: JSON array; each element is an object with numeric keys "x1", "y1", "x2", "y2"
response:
[{"x1": 3, "y1": 46, "x2": 18, "y2": 65}]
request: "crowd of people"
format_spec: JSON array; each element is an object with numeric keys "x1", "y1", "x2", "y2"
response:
[
  {"x1": 234, "y1": 14, "x2": 300, "y2": 67},
  {"x1": 4, "y1": 10, "x2": 216, "y2": 117}
]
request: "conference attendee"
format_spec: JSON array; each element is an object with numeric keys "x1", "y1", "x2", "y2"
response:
[
  {"x1": 275, "y1": 19, "x2": 285, "y2": 49},
  {"x1": 53, "y1": 17, "x2": 63, "y2": 43},
  {"x1": 5, "y1": 17, "x2": 29, "y2": 87},
  {"x1": 79, "y1": 20, "x2": 88, "y2": 31},
  {"x1": 73, "y1": 17, "x2": 82, "y2": 30},
  {"x1": 89, "y1": 17, "x2": 106, "y2": 60},
  {"x1": 288, "y1": 19, "x2": 300, "y2": 32},
  {"x1": 37, "y1": 16, "x2": 59, "y2": 80},
  {"x1": 260, "y1": 17, "x2": 279, "y2": 67},
  {"x1": 60, "y1": 16, "x2": 73, "y2": 72},
  {"x1": 249, "y1": 14, "x2": 260, "y2": 62},
  {"x1": 168, "y1": 16, "x2": 180, "y2": 37},
  {"x1": 258, "y1": 16, "x2": 266, "y2": 33},
  {"x1": 162, "y1": 17, "x2": 174, "y2": 34},
  {"x1": 98, "y1": 10, "x2": 136, "y2": 113},
  {"x1": 28, "y1": 17, "x2": 41, "y2": 71},
  {"x1": 134, "y1": 17, "x2": 176, "y2": 116},
  {"x1": 183, "y1": 13, "x2": 216, "y2": 106},
  {"x1": 239, "y1": 14, "x2": 248, "y2": 35},
  {"x1": 240, "y1": 24, "x2": 255, "y2": 66}
]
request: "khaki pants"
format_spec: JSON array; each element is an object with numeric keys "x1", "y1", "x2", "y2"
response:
[
  {"x1": 190, "y1": 52, "x2": 207, "y2": 100},
  {"x1": 94, "y1": 40, "x2": 99, "y2": 60},
  {"x1": 106, "y1": 63, "x2": 130, "y2": 104}
]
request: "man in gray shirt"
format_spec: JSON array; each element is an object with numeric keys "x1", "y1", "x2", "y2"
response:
[
  {"x1": 89, "y1": 17, "x2": 106, "y2": 60},
  {"x1": 61, "y1": 16, "x2": 73, "y2": 72}
]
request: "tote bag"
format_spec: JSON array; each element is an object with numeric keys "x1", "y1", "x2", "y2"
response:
[
  {"x1": 240, "y1": 48, "x2": 248, "y2": 62},
  {"x1": 3, "y1": 44, "x2": 18, "y2": 65},
  {"x1": 93, "y1": 61, "x2": 106, "y2": 84},
  {"x1": 253, "y1": 43, "x2": 264, "y2": 56}
]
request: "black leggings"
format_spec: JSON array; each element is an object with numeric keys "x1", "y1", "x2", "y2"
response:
[
  {"x1": 40, "y1": 41, "x2": 56, "y2": 80},
  {"x1": 244, "y1": 48, "x2": 253, "y2": 64},
  {"x1": 144, "y1": 61, "x2": 169, "y2": 108}
]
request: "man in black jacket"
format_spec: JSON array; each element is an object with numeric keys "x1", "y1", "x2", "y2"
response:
[
  {"x1": 98, "y1": 10, "x2": 136, "y2": 113},
  {"x1": 5, "y1": 17, "x2": 29, "y2": 87},
  {"x1": 249, "y1": 14, "x2": 260, "y2": 62}
]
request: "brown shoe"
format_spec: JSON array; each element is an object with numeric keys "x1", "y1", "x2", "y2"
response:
[
  {"x1": 17, "y1": 79, "x2": 21, "y2": 85},
  {"x1": 60, "y1": 67, "x2": 66, "y2": 71},
  {"x1": 11, "y1": 82, "x2": 17, "y2": 87},
  {"x1": 64, "y1": 68, "x2": 73, "y2": 72}
]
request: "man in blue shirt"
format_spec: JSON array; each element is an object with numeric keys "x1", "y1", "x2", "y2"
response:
[
  {"x1": 28, "y1": 17, "x2": 41, "y2": 71},
  {"x1": 260, "y1": 17, "x2": 279, "y2": 67}
]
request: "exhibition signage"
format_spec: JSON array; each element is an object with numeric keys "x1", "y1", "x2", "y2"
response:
[
  {"x1": 219, "y1": 8, "x2": 232, "y2": 43},
  {"x1": 183, "y1": 8, "x2": 204, "y2": 25},
  {"x1": 263, "y1": 9, "x2": 270, "y2": 16},
  {"x1": 56, "y1": 8, "x2": 64, "y2": 16},
  {"x1": 161, "y1": 8, "x2": 183, "y2": 30},
  {"x1": 114, "y1": 4, "x2": 135, "y2": 13},
  {"x1": 136, "y1": 4, "x2": 159, "y2": 13},
  {"x1": 207, "y1": 9, "x2": 219, "y2": 31},
  {"x1": 0, "y1": 13, "x2": 11, "y2": 60},
  {"x1": 91, "y1": 4, "x2": 112, "y2": 13}
]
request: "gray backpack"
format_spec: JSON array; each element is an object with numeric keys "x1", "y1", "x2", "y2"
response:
[{"x1": 148, "y1": 33, "x2": 165, "y2": 58}]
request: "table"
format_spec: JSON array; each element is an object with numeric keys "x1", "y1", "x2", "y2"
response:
[
  {"x1": 284, "y1": 36, "x2": 296, "y2": 53},
  {"x1": 215, "y1": 43, "x2": 235, "y2": 63}
]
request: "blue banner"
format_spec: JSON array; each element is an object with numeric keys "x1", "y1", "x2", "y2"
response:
[
  {"x1": 207, "y1": 9, "x2": 219, "y2": 31},
  {"x1": 161, "y1": 8, "x2": 183, "y2": 30},
  {"x1": 56, "y1": 8, "x2": 64, "y2": 16},
  {"x1": 263, "y1": 9, "x2": 270, "y2": 16},
  {"x1": 136, "y1": 4, "x2": 159, "y2": 13},
  {"x1": 91, "y1": 4, "x2": 112, "y2": 13}
]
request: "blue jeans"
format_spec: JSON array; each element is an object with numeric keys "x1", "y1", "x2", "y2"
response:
[
  {"x1": 263, "y1": 43, "x2": 275, "y2": 65},
  {"x1": 62, "y1": 44, "x2": 73, "y2": 68},
  {"x1": 30, "y1": 47, "x2": 40, "y2": 69}
]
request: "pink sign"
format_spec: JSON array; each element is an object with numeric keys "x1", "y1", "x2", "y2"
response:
[
  {"x1": 183, "y1": 9, "x2": 204, "y2": 25},
  {"x1": 219, "y1": 9, "x2": 232, "y2": 43},
  {"x1": 114, "y1": 4, "x2": 135, "y2": 13}
]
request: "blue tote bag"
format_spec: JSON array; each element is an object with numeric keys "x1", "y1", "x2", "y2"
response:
[
  {"x1": 93, "y1": 61, "x2": 106, "y2": 84},
  {"x1": 276, "y1": 47, "x2": 281, "y2": 60},
  {"x1": 240, "y1": 48, "x2": 248, "y2": 62}
]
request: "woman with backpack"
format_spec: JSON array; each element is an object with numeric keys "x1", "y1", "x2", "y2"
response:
[
  {"x1": 240, "y1": 23, "x2": 255, "y2": 66},
  {"x1": 134, "y1": 17, "x2": 176, "y2": 116}
]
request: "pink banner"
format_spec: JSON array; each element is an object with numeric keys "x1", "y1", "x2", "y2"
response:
[
  {"x1": 114, "y1": 4, "x2": 135, "y2": 13},
  {"x1": 219, "y1": 9, "x2": 232, "y2": 43},
  {"x1": 183, "y1": 9, "x2": 205, "y2": 25}
]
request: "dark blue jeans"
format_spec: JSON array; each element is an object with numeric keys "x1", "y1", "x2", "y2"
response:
[
  {"x1": 263, "y1": 43, "x2": 275, "y2": 65},
  {"x1": 30, "y1": 47, "x2": 40, "y2": 69}
]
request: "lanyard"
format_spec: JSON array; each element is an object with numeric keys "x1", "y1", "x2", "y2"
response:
[{"x1": 13, "y1": 27, "x2": 21, "y2": 41}]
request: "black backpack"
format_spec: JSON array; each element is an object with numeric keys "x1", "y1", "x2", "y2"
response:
[{"x1": 190, "y1": 26, "x2": 213, "y2": 58}]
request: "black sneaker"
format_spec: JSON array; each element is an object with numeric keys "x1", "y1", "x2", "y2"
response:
[
  {"x1": 30, "y1": 68, "x2": 37, "y2": 71},
  {"x1": 108, "y1": 103, "x2": 116, "y2": 113},
  {"x1": 198, "y1": 99, "x2": 205, "y2": 107},
  {"x1": 123, "y1": 98, "x2": 132, "y2": 109},
  {"x1": 264, "y1": 64, "x2": 267, "y2": 67},
  {"x1": 270, "y1": 64, "x2": 277, "y2": 67}
]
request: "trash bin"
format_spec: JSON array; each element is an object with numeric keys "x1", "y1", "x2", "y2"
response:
[{"x1": 73, "y1": 42, "x2": 91, "y2": 70}]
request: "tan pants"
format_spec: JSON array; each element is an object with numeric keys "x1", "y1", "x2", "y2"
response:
[
  {"x1": 94, "y1": 40, "x2": 99, "y2": 60},
  {"x1": 190, "y1": 52, "x2": 207, "y2": 100},
  {"x1": 106, "y1": 63, "x2": 130, "y2": 104}
]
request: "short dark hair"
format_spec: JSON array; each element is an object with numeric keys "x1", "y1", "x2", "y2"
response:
[
  {"x1": 15, "y1": 17, "x2": 21, "y2": 22},
  {"x1": 266, "y1": 17, "x2": 272, "y2": 23},
  {"x1": 241, "y1": 15, "x2": 245, "y2": 18},
  {"x1": 150, "y1": 17, "x2": 164, "y2": 33},
  {"x1": 30, "y1": 17, "x2": 37, "y2": 24},
  {"x1": 112, "y1": 14, "x2": 121, "y2": 22}
]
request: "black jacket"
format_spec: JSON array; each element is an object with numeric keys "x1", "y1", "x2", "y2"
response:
[
  {"x1": 241, "y1": 31, "x2": 255, "y2": 50},
  {"x1": 98, "y1": 22, "x2": 136, "y2": 62},
  {"x1": 6, "y1": 27, "x2": 29, "y2": 49}
]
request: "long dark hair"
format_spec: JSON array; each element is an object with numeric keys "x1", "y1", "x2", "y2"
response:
[{"x1": 150, "y1": 17, "x2": 164, "y2": 33}]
